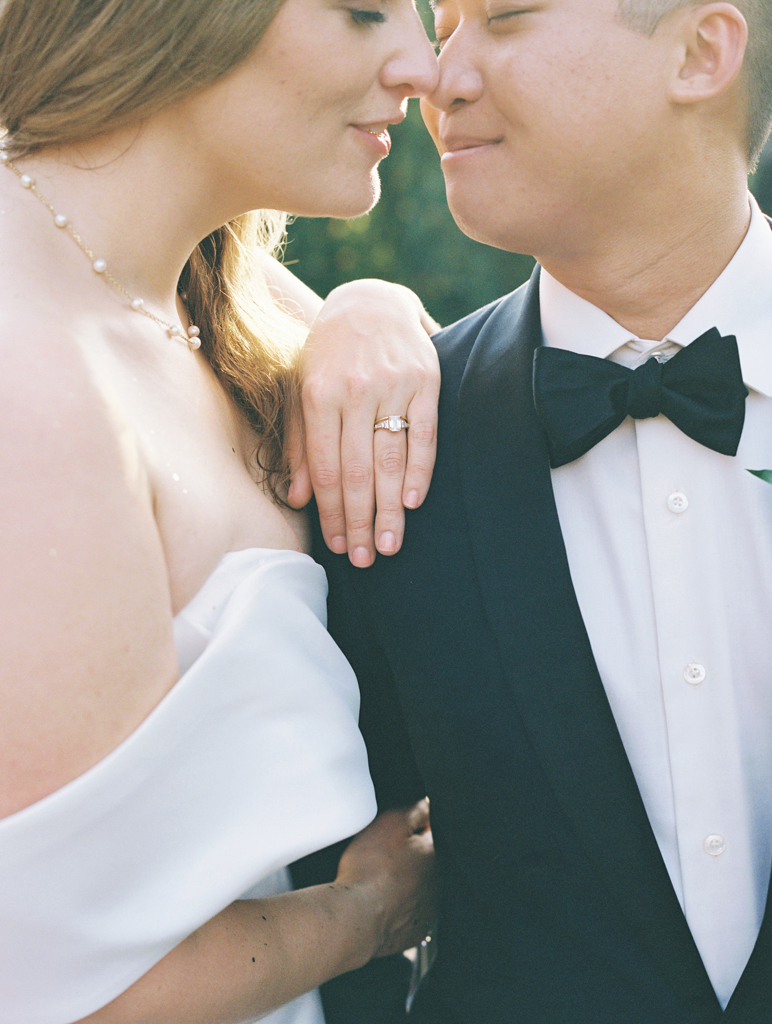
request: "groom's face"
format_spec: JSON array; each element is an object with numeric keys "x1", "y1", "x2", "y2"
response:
[{"x1": 421, "y1": 0, "x2": 679, "y2": 261}]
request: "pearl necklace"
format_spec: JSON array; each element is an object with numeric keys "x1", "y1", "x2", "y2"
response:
[{"x1": 0, "y1": 143, "x2": 201, "y2": 350}]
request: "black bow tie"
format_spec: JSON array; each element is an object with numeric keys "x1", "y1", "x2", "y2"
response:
[{"x1": 532, "y1": 327, "x2": 748, "y2": 469}]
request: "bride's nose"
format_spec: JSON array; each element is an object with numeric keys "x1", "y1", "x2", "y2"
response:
[{"x1": 380, "y1": 14, "x2": 439, "y2": 97}]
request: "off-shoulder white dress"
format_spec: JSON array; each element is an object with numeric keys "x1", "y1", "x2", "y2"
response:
[{"x1": 0, "y1": 548, "x2": 377, "y2": 1024}]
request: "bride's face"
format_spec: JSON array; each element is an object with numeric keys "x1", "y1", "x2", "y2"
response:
[{"x1": 184, "y1": 0, "x2": 438, "y2": 219}]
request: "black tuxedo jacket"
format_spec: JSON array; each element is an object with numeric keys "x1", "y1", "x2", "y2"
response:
[{"x1": 310, "y1": 268, "x2": 772, "y2": 1023}]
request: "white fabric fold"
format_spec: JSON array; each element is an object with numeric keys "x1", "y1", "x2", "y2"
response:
[{"x1": 0, "y1": 548, "x2": 376, "y2": 1024}]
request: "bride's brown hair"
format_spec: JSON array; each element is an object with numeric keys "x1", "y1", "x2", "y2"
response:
[{"x1": 0, "y1": 0, "x2": 305, "y2": 497}]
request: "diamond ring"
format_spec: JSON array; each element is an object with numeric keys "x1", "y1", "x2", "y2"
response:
[{"x1": 374, "y1": 415, "x2": 409, "y2": 433}]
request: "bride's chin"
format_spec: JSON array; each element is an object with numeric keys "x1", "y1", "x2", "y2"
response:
[
  {"x1": 288, "y1": 171, "x2": 382, "y2": 221},
  {"x1": 331, "y1": 182, "x2": 382, "y2": 220}
]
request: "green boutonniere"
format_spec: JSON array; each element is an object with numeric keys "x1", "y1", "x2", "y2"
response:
[{"x1": 749, "y1": 470, "x2": 772, "y2": 484}]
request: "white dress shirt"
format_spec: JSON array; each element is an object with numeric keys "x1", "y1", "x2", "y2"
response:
[{"x1": 540, "y1": 195, "x2": 772, "y2": 1008}]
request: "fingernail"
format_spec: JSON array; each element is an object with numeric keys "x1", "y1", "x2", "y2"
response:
[
  {"x1": 404, "y1": 490, "x2": 420, "y2": 509},
  {"x1": 330, "y1": 535, "x2": 347, "y2": 554},
  {"x1": 377, "y1": 531, "x2": 396, "y2": 554},
  {"x1": 351, "y1": 546, "x2": 372, "y2": 568}
]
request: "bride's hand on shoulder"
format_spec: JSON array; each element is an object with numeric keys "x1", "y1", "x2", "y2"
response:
[
  {"x1": 284, "y1": 275, "x2": 441, "y2": 568},
  {"x1": 336, "y1": 799, "x2": 436, "y2": 958}
]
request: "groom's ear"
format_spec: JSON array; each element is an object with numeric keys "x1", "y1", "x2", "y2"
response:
[{"x1": 667, "y1": 3, "x2": 748, "y2": 105}]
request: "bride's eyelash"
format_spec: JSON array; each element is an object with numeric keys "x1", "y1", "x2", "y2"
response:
[{"x1": 349, "y1": 8, "x2": 386, "y2": 24}]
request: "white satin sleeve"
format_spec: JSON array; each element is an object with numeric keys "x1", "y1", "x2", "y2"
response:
[{"x1": 0, "y1": 548, "x2": 377, "y2": 1024}]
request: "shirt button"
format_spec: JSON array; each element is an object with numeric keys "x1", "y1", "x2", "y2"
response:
[
  {"x1": 683, "y1": 663, "x2": 706, "y2": 685},
  {"x1": 704, "y1": 835, "x2": 726, "y2": 857},
  {"x1": 667, "y1": 492, "x2": 689, "y2": 513}
]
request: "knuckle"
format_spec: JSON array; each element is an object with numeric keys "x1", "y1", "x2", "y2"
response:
[
  {"x1": 309, "y1": 464, "x2": 341, "y2": 490},
  {"x1": 377, "y1": 365, "x2": 402, "y2": 389},
  {"x1": 301, "y1": 376, "x2": 334, "y2": 411},
  {"x1": 342, "y1": 461, "x2": 372, "y2": 487},
  {"x1": 346, "y1": 514, "x2": 375, "y2": 535},
  {"x1": 343, "y1": 372, "x2": 374, "y2": 403},
  {"x1": 408, "y1": 363, "x2": 430, "y2": 387},
  {"x1": 375, "y1": 502, "x2": 404, "y2": 520},
  {"x1": 407, "y1": 421, "x2": 437, "y2": 446},
  {"x1": 405, "y1": 459, "x2": 435, "y2": 481},
  {"x1": 375, "y1": 449, "x2": 406, "y2": 475},
  {"x1": 320, "y1": 510, "x2": 347, "y2": 531}
]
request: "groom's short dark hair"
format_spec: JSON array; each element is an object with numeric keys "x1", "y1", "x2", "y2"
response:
[{"x1": 617, "y1": 0, "x2": 772, "y2": 165}]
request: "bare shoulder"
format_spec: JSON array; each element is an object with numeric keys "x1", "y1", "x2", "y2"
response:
[
  {"x1": 0, "y1": 314, "x2": 178, "y2": 818},
  {"x1": 1, "y1": 311, "x2": 133, "y2": 469},
  {"x1": 0, "y1": 310, "x2": 150, "y2": 546}
]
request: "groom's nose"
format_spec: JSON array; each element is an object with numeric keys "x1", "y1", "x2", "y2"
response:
[{"x1": 422, "y1": 29, "x2": 485, "y2": 118}]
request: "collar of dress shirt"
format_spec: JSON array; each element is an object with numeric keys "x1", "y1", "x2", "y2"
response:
[{"x1": 539, "y1": 194, "x2": 772, "y2": 396}]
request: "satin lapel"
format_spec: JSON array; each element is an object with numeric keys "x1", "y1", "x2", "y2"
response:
[{"x1": 455, "y1": 269, "x2": 719, "y2": 1016}]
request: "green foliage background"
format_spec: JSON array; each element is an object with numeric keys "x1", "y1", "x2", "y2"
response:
[{"x1": 285, "y1": 98, "x2": 772, "y2": 330}]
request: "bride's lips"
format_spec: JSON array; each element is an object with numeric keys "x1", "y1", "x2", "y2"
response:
[{"x1": 351, "y1": 113, "x2": 405, "y2": 158}]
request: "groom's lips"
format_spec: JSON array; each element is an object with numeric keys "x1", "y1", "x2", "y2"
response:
[{"x1": 440, "y1": 134, "x2": 503, "y2": 160}]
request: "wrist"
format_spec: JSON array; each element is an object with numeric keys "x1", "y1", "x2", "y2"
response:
[{"x1": 326, "y1": 879, "x2": 383, "y2": 971}]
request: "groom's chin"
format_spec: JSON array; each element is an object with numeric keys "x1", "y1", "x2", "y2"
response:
[
  {"x1": 444, "y1": 194, "x2": 515, "y2": 254},
  {"x1": 443, "y1": 179, "x2": 545, "y2": 258}
]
